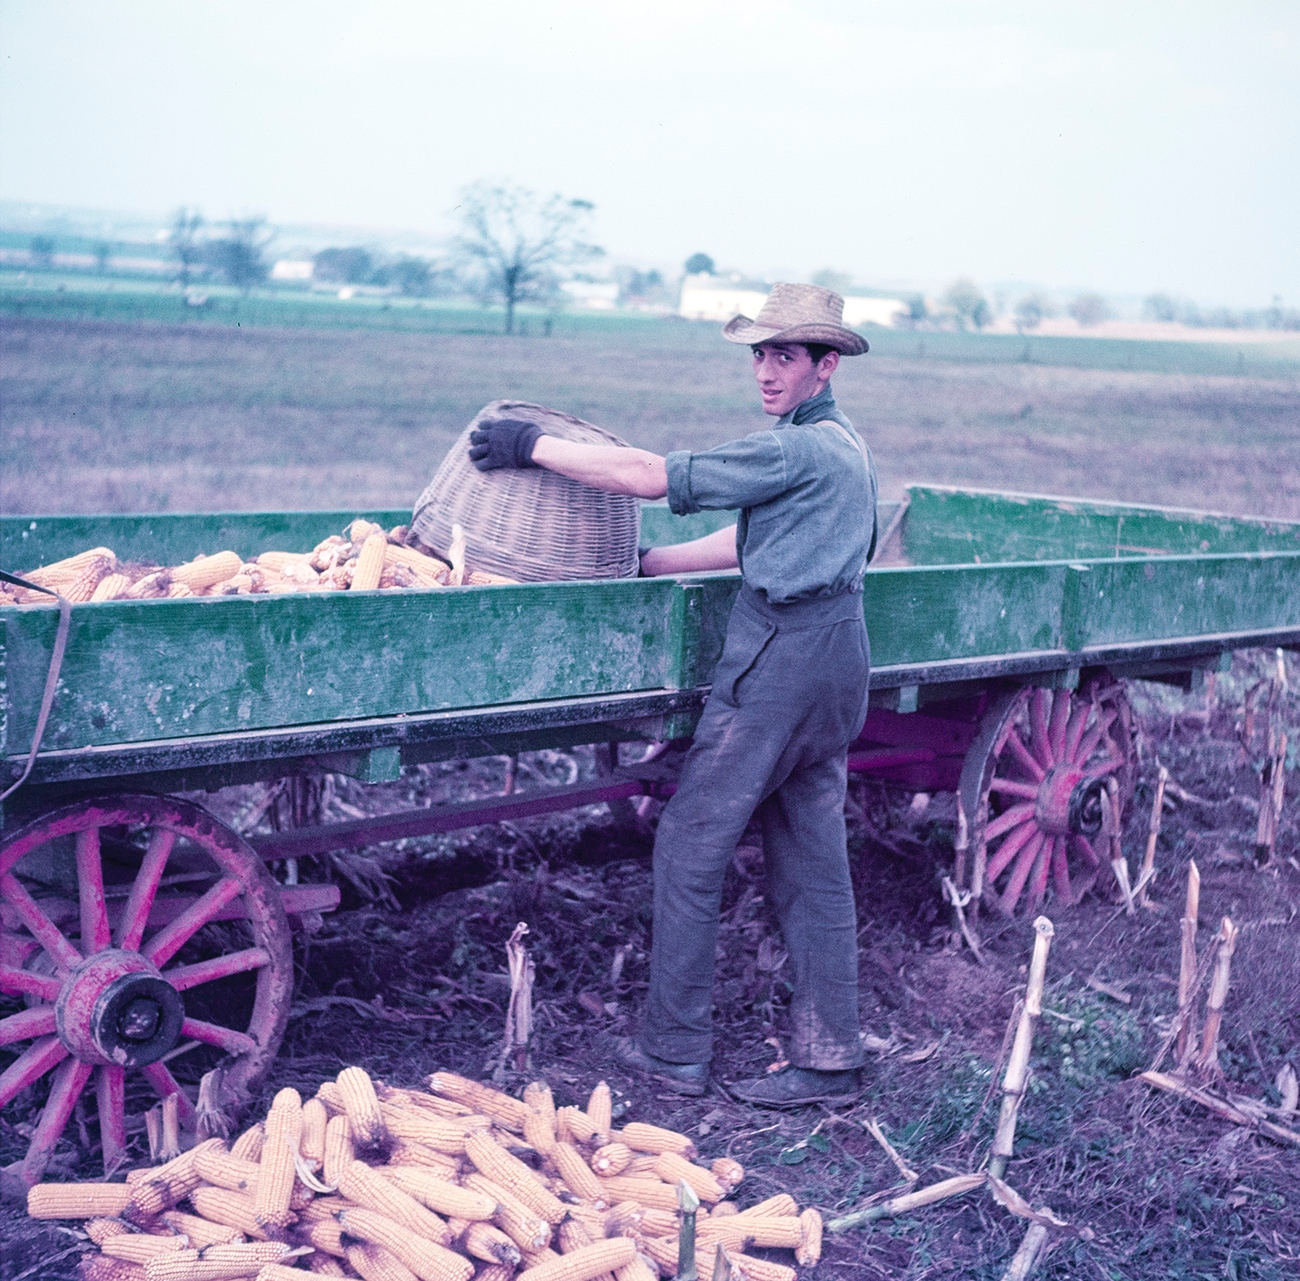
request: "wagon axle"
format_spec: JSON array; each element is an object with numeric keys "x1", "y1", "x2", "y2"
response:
[{"x1": 54, "y1": 951, "x2": 185, "y2": 1069}]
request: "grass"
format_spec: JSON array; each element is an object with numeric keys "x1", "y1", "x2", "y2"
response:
[{"x1": 3, "y1": 306, "x2": 1299, "y2": 522}]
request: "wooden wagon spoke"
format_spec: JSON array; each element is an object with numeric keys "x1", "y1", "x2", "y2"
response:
[
  {"x1": 1062, "y1": 698, "x2": 1092, "y2": 761},
  {"x1": 1004, "y1": 729, "x2": 1046, "y2": 782},
  {"x1": 165, "y1": 946, "x2": 271, "y2": 993},
  {"x1": 1083, "y1": 750, "x2": 1126, "y2": 780},
  {"x1": 1073, "y1": 706, "x2": 1119, "y2": 765},
  {"x1": 1070, "y1": 835, "x2": 1101, "y2": 867},
  {"x1": 143, "y1": 876, "x2": 243, "y2": 968},
  {"x1": 986, "y1": 818, "x2": 1041, "y2": 883},
  {"x1": 1026, "y1": 839, "x2": 1052, "y2": 914},
  {"x1": 0, "y1": 1036, "x2": 69, "y2": 1108},
  {"x1": 1047, "y1": 690, "x2": 1072, "y2": 763},
  {"x1": 22, "y1": 1057, "x2": 95, "y2": 1186},
  {"x1": 97, "y1": 1065, "x2": 127, "y2": 1175},
  {"x1": 117, "y1": 827, "x2": 176, "y2": 952},
  {"x1": 988, "y1": 777, "x2": 1039, "y2": 799},
  {"x1": 0, "y1": 1006, "x2": 57, "y2": 1048},
  {"x1": 0, "y1": 873, "x2": 82, "y2": 973},
  {"x1": 0, "y1": 964, "x2": 60, "y2": 1002},
  {"x1": 1028, "y1": 689, "x2": 1053, "y2": 769},
  {"x1": 1050, "y1": 838, "x2": 1073, "y2": 905},
  {"x1": 180, "y1": 1017, "x2": 258, "y2": 1057},
  {"x1": 1000, "y1": 831, "x2": 1047, "y2": 914},
  {"x1": 985, "y1": 803, "x2": 1037, "y2": 843},
  {"x1": 141, "y1": 1061, "x2": 197, "y2": 1122},
  {"x1": 75, "y1": 828, "x2": 112, "y2": 954}
]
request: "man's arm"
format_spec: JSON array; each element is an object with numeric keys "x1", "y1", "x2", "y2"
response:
[
  {"x1": 640, "y1": 526, "x2": 738, "y2": 576},
  {"x1": 530, "y1": 437, "x2": 668, "y2": 500}
]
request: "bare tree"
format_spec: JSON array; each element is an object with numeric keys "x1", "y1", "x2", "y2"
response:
[
  {"x1": 169, "y1": 208, "x2": 205, "y2": 288},
  {"x1": 207, "y1": 216, "x2": 272, "y2": 294},
  {"x1": 455, "y1": 182, "x2": 602, "y2": 334}
]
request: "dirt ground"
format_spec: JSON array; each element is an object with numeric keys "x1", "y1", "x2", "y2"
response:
[{"x1": 2, "y1": 650, "x2": 1296, "y2": 1281}]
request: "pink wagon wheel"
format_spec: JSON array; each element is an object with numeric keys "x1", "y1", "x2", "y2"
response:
[
  {"x1": 960, "y1": 677, "x2": 1134, "y2": 916},
  {"x1": 0, "y1": 794, "x2": 293, "y2": 1187}
]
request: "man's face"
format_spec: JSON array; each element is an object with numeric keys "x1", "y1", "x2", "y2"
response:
[{"x1": 752, "y1": 343, "x2": 839, "y2": 416}]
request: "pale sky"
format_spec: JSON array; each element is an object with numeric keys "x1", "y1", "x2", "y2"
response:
[{"x1": 1, "y1": 0, "x2": 1296, "y2": 306}]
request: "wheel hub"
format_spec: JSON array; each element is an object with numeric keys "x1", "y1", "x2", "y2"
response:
[
  {"x1": 1034, "y1": 765, "x2": 1107, "y2": 837},
  {"x1": 55, "y1": 950, "x2": 185, "y2": 1067}
]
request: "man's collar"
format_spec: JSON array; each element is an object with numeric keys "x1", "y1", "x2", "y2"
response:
[{"x1": 778, "y1": 383, "x2": 836, "y2": 427}]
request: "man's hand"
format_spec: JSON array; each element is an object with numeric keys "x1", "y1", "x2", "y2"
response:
[{"x1": 468, "y1": 418, "x2": 544, "y2": 471}]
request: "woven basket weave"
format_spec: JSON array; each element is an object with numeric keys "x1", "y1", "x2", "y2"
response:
[{"x1": 410, "y1": 400, "x2": 642, "y2": 582}]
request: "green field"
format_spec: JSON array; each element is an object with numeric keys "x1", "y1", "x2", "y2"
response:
[{"x1": 2, "y1": 272, "x2": 1299, "y2": 524}]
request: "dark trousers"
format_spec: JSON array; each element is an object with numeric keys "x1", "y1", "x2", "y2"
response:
[{"x1": 641, "y1": 585, "x2": 871, "y2": 1069}]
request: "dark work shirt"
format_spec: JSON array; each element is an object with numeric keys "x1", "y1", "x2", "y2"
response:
[{"x1": 664, "y1": 386, "x2": 878, "y2": 603}]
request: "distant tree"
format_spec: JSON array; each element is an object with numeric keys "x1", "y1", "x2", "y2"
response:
[
  {"x1": 619, "y1": 267, "x2": 665, "y2": 302},
  {"x1": 1142, "y1": 293, "x2": 1177, "y2": 323},
  {"x1": 684, "y1": 252, "x2": 715, "y2": 276},
  {"x1": 207, "y1": 217, "x2": 272, "y2": 293},
  {"x1": 28, "y1": 236, "x2": 55, "y2": 269},
  {"x1": 169, "y1": 209, "x2": 205, "y2": 288},
  {"x1": 1015, "y1": 292, "x2": 1054, "y2": 332},
  {"x1": 902, "y1": 295, "x2": 928, "y2": 327},
  {"x1": 1068, "y1": 293, "x2": 1109, "y2": 327},
  {"x1": 94, "y1": 241, "x2": 113, "y2": 274},
  {"x1": 389, "y1": 256, "x2": 433, "y2": 296},
  {"x1": 811, "y1": 268, "x2": 854, "y2": 295},
  {"x1": 455, "y1": 182, "x2": 603, "y2": 335},
  {"x1": 314, "y1": 246, "x2": 374, "y2": 284},
  {"x1": 945, "y1": 277, "x2": 990, "y2": 330}
]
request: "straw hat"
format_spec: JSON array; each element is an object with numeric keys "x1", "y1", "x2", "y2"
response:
[{"x1": 721, "y1": 282, "x2": 869, "y2": 355}]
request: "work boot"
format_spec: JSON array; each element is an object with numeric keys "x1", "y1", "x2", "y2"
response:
[
  {"x1": 613, "y1": 1036, "x2": 709, "y2": 1096},
  {"x1": 728, "y1": 1065, "x2": 862, "y2": 1108}
]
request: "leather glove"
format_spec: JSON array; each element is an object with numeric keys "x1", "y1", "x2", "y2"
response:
[{"x1": 468, "y1": 418, "x2": 544, "y2": 471}]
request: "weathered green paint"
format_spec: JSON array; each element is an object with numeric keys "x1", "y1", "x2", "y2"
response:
[{"x1": 900, "y1": 486, "x2": 1300, "y2": 566}]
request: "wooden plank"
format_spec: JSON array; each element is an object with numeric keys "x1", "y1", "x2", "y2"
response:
[
  {"x1": 900, "y1": 486, "x2": 1300, "y2": 566},
  {"x1": 1, "y1": 577, "x2": 683, "y2": 754}
]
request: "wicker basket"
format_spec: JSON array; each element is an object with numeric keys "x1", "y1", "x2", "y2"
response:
[{"x1": 409, "y1": 401, "x2": 642, "y2": 582}]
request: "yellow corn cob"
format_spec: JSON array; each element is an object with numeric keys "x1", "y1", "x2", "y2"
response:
[
  {"x1": 594, "y1": 1178, "x2": 679, "y2": 1214},
  {"x1": 708, "y1": 1202, "x2": 738, "y2": 1219},
  {"x1": 613, "y1": 1259, "x2": 657, "y2": 1281},
  {"x1": 377, "y1": 1165, "x2": 496, "y2": 1221},
  {"x1": 523, "y1": 1107, "x2": 558, "y2": 1158},
  {"x1": 100, "y1": 1235, "x2": 189, "y2": 1263},
  {"x1": 127, "y1": 1138, "x2": 226, "y2": 1223},
  {"x1": 653, "y1": 1153, "x2": 724, "y2": 1203},
  {"x1": 167, "y1": 582, "x2": 193, "y2": 598},
  {"x1": 584, "y1": 1084, "x2": 612, "y2": 1145},
  {"x1": 465, "y1": 570, "x2": 519, "y2": 586},
  {"x1": 90, "y1": 572, "x2": 132, "y2": 602},
  {"x1": 379, "y1": 1104, "x2": 473, "y2": 1155},
  {"x1": 699, "y1": 1215, "x2": 802, "y2": 1250},
  {"x1": 551, "y1": 1142, "x2": 605, "y2": 1205},
  {"x1": 296, "y1": 1194, "x2": 350, "y2": 1224},
  {"x1": 471, "y1": 1268, "x2": 513, "y2": 1281},
  {"x1": 258, "y1": 1266, "x2": 322, "y2": 1281},
  {"x1": 554, "y1": 1108, "x2": 598, "y2": 1147},
  {"x1": 254, "y1": 552, "x2": 308, "y2": 572},
  {"x1": 322, "y1": 1114, "x2": 355, "y2": 1188},
  {"x1": 564, "y1": 1204, "x2": 607, "y2": 1239},
  {"x1": 124, "y1": 570, "x2": 171, "y2": 600},
  {"x1": 385, "y1": 1140, "x2": 460, "y2": 1179},
  {"x1": 315, "y1": 1080, "x2": 345, "y2": 1114},
  {"x1": 459, "y1": 1221, "x2": 523, "y2": 1266},
  {"x1": 194, "y1": 1148, "x2": 260, "y2": 1193},
  {"x1": 28, "y1": 1182, "x2": 134, "y2": 1219},
  {"x1": 518, "y1": 1237, "x2": 637, "y2": 1281},
  {"x1": 636, "y1": 1237, "x2": 678, "y2": 1275},
  {"x1": 709, "y1": 1158, "x2": 744, "y2": 1191},
  {"x1": 522, "y1": 1082, "x2": 556, "y2": 1128},
  {"x1": 22, "y1": 548, "x2": 118, "y2": 591},
  {"x1": 345, "y1": 1243, "x2": 420, "y2": 1281},
  {"x1": 77, "y1": 1256, "x2": 148, "y2": 1281},
  {"x1": 425, "y1": 1074, "x2": 530, "y2": 1132},
  {"x1": 339, "y1": 1160, "x2": 452, "y2": 1245},
  {"x1": 171, "y1": 551, "x2": 242, "y2": 591},
  {"x1": 188, "y1": 1186, "x2": 272, "y2": 1242},
  {"x1": 589, "y1": 1143, "x2": 631, "y2": 1177},
  {"x1": 616, "y1": 1124, "x2": 695, "y2": 1159},
  {"x1": 161, "y1": 1211, "x2": 244, "y2": 1248},
  {"x1": 304, "y1": 1217, "x2": 348, "y2": 1258},
  {"x1": 256, "y1": 1087, "x2": 302, "y2": 1230},
  {"x1": 558, "y1": 1219, "x2": 596, "y2": 1252},
  {"x1": 633, "y1": 1209, "x2": 678, "y2": 1237},
  {"x1": 300, "y1": 1098, "x2": 328, "y2": 1165},
  {"x1": 463, "y1": 1132, "x2": 567, "y2": 1224},
  {"x1": 727, "y1": 1256, "x2": 796, "y2": 1281},
  {"x1": 141, "y1": 1242, "x2": 292, "y2": 1281},
  {"x1": 464, "y1": 1180, "x2": 549, "y2": 1250},
  {"x1": 382, "y1": 544, "x2": 448, "y2": 584},
  {"x1": 350, "y1": 533, "x2": 388, "y2": 592},
  {"x1": 737, "y1": 1194, "x2": 796, "y2": 1219},
  {"x1": 62, "y1": 555, "x2": 115, "y2": 602},
  {"x1": 86, "y1": 1217, "x2": 132, "y2": 1245},
  {"x1": 289, "y1": 1181, "x2": 313, "y2": 1213},
  {"x1": 336, "y1": 1207, "x2": 474, "y2": 1281},
  {"x1": 231, "y1": 1123, "x2": 265, "y2": 1164},
  {"x1": 348, "y1": 519, "x2": 386, "y2": 543},
  {"x1": 337, "y1": 1067, "x2": 390, "y2": 1159},
  {"x1": 397, "y1": 1093, "x2": 474, "y2": 1120},
  {"x1": 308, "y1": 1258, "x2": 348, "y2": 1277},
  {"x1": 620, "y1": 1155, "x2": 660, "y2": 1179},
  {"x1": 794, "y1": 1207, "x2": 822, "y2": 1267},
  {"x1": 601, "y1": 1203, "x2": 644, "y2": 1237}
]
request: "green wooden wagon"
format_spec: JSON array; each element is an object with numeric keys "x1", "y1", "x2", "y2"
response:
[{"x1": 1, "y1": 486, "x2": 1298, "y2": 1187}]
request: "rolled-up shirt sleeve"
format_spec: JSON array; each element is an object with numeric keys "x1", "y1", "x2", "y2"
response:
[{"x1": 664, "y1": 432, "x2": 788, "y2": 515}]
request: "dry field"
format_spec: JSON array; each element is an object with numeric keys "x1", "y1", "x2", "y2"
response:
[{"x1": 2, "y1": 316, "x2": 1298, "y2": 520}]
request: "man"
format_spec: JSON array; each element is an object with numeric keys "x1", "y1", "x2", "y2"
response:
[{"x1": 469, "y1": 283, "x2": 877, "y2": 1106}]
